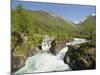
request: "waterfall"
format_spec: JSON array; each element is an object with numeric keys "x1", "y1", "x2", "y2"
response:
[
  {"x1": 15, "y1": 38, "x2": 88, "y2": 74},
  {"x1": 15, "y1": 53, "x2": 71, "y2": 74},
  {"x1": 66, "y1": 38, "x2": 88, "y2": 46},
  {"x1": 56, "y1": 46, "x2": 68, "y2": 60},
  {"x1": 56, "y1": 38, "x2": 88, "y2": 59}
]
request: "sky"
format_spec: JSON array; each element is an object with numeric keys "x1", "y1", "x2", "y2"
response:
[{"x1": 11, "y1": 0, "x2": 96, "y2": 23}]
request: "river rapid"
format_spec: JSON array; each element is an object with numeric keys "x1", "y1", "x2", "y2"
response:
[{"x1": 15, "y1": 38, "x2": 88, "y2": 74}]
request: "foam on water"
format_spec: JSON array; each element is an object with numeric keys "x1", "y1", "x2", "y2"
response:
[
  {"x1": 66, "y1": 38, "x2": 88, "y2": 46},
  {"x1": 15, "y1": 38, "x2": 87, "y2": 74},
  {"x1": 15, "y1": 52, "x2": 71, "y2": 74},
  {"x1": 56, "y1": 47, "x2": 68, "y2": 59}
]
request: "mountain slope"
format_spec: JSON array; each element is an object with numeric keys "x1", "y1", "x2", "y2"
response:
[
  {"x1": 80, "y1": 15, "x2": 96, "y2": 33},
  {"x1": 76, "y1": 14, "x2": 96, "y2": 39},
  {"x1": 12, "y1": 9, "x2": 77, "y2": 36}
]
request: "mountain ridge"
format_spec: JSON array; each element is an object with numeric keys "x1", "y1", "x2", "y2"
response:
[{"x1": 12, "y1": 9, "x2": 78, "y2": 36}]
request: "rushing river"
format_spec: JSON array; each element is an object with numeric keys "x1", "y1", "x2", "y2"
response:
[{"x1": 15, "y1": 38, "x2": 88, "y2": 74}]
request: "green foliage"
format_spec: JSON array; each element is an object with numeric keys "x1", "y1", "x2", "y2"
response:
[
  {"x1": 11, "y1": 5, "x2": 96, "y2": 56},
  {"x1": 77, "y1": 15, "x2": 96, "y2": 39},
  {"x1": 19, "y1": 5, "x2": 30, "y2": 33}
]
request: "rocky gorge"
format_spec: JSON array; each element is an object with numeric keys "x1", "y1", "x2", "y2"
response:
[
  {"x1": 11, "y1": 38, "x2": 70, "y2": 73},
  {"x1": 12, "y1": 38, "x2": 96, "y2": 74}
]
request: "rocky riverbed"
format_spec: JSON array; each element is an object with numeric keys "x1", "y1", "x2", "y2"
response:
[{"x1": 12, "y1": 38, "x2": 96, "y2": 74}]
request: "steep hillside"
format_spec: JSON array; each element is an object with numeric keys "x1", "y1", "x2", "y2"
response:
[
  {"x1": 12, "y1": 9, "x2": 77, "y2": 36},
  {"x1": 80, "y1": 15, "x2": 96, "y2": 30},
  {"x1": 73, "y1": 14, "x2": 96, "y2": 39}
]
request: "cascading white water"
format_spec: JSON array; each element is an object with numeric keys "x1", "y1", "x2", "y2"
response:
[
  {"x1": 66, "y1": 38, "x2": 88, "y2": 46},
  {"x1": 56, "y1": 46, "x2": 68, "y2": 59},
  {"x1": 57, "y1": 38, "x2": 88, "y2": 59},
  {"x1": 15, "y1": 52, "x2": 71, "y2": 74},
  {"x1": 15, "y1": 38, "x2": 88, "y2": 74}
]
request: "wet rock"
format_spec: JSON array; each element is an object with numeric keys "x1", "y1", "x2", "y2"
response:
[
  {"x1": 50, "y1": 39, "x2": 56, "y2": 54},
  {"x1": 50, "y1": 39, "x2": 69, "y2": 55},
  {"x1": 64, "y1": 41, "x2": 96, "y2": 70},
  {"x1": 11, "y1": 55, "x2": 27, "y2": 73}
]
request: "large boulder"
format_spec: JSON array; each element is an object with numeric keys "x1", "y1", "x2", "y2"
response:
[
  {"x1": 64, "y1": 40, "x2": 96, "y2": 70},
  {"x1": 50, "y1": 39, "x2": 72, "y2": 55}
]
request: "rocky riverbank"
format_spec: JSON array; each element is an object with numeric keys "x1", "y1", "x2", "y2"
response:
[
  {"x1": 11, "y1": 38, "x2": 68, "y2": 73},
  {"x1": 50, "y1": 39, "x2": 73, "y2": 55},
  {"x1": 11, "y1": 47, "x2": 41, "y2": 73},
  {"x1": 12, "y1": 38, "x2": 96, "y2": 73},
  {"x1": 64, "y1": 39, "x2": 96, "y2": 70}
]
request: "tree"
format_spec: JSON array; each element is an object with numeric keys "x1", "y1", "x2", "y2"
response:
[{"x1": 16, "y1": 4, "x2": 29, "y2": 34}]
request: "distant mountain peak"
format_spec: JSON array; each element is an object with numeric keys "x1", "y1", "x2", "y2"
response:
[
  {"x1": 74, "y1": 21, "x2": 80, "y2": 24},
  {"x1": 74, "y1": 13, "x2": 96, "y2": 25},
  {"x1": 74, "y1": 17, "x2": 87, "y2": 25}
]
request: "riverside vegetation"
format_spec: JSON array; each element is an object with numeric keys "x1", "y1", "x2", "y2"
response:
[{"x1": 11, "y1": 5, "x2": 96, "y2": 73}]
